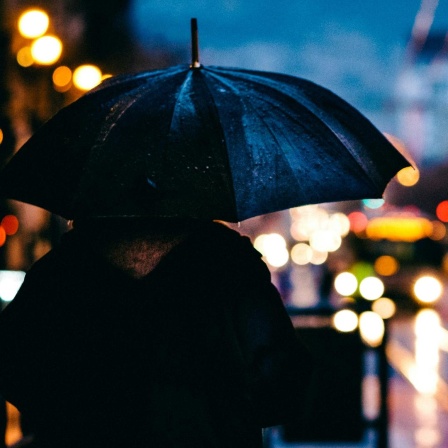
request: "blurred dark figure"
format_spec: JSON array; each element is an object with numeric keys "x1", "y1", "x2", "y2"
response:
[{"x1": 0, "y1": 219, "x2": 314, "y2": 447}]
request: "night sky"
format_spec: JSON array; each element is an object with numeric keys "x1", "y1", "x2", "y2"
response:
[{"x1": 129, "y1": 0, "x2": 448, "y2": 122}]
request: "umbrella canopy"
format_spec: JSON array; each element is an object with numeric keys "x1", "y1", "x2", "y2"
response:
[{"x1": 0, "y1": 64, "x2": 410, "y2": 222}]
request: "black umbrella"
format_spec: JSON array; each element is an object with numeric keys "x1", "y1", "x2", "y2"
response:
[{"x1": 0, "y1": 20, "x2": 410, "y2": 222}]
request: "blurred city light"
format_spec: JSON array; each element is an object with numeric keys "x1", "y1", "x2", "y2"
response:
[
  {"x1": 52, "y1": 66, "x2": 72, "y2": 92},
  {"x1": 254, "y1": 233, "x2": 289, "y2": 268},
  {"x1": 291, "y1": 243, "x2": 312, "y2": 265},
  {"x1": 359, "y1": 311, "x2": 385, "y2": 347},
  {"x1": 1, "y1": 215, "x2": 19, "y2": 236},
  {"x1": 328, "y1": 212, "x2": 351, "y2": 237},
  {"x1": 309, "y1": 229, "x2": 341, "y2": 252},
  {"x1": 0, "y1": 128, "x2": 3, "y2": 145},
  {"x1": 309, "y1": 249, "x2": 328, "y2": 265},
  {"x1": 374, "y1": 255, "x2": 399, "y2": 276},
  {"x1": 436, "y1": 200, "x2": 448, "y2": 222},
  {"x1": 17, "y1": 9, "x2": 49, "y2": 39},
  {"x1": 396, "y1": 166, "x2": 420, "y2": 187},
  {"x1": 334, "y1": 271, "x2": 358, "y2": 296},
  {"x1": 372, "y1": 297, "x2": 397, "y2": 319},
  {"x1": 16, "y1": 46, "x2": 34, "y2": 67},
  {"x1": 333, "y1": 309, "x2": 358, "y2": 332},
  {"x1": 366, "y1": 216, "x2": 432, "y2": 242},
  {"x1": 411, "y1": 309, "x2": 441, "y2": 395},
  {"x1": 362, "y1": 198, "x2": 385, "y2": 209},
  {"x1": 73, "y1": 64, "x2": 102, "y2": 91},
  {"x1": 31, "y1": 35, "x2": 63, "y2": 65},
  {"x1": 359, "y1": 276, "x2": 385, "y2": 301},
  {"x1": 429, "y1": 221, "x2": 446, "y2": 240},
  {"x1": 413, "y1": 275, "x2": 443, "y2": 304},
  {"x1": 0, "y1": 227, "x2": 6, "y2": 247},
  {"x1": 0, "y1": 271, "x2": 25, "y2": 302},
  {"x1": 347, "y1": 211, "x2": 368, "y2": 233}
]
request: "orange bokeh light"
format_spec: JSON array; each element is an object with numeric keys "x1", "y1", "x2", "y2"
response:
[
  {"x1": 436, "y1": 201, "x2": 448, "y2": 222},
  {"x1": 0, "y1": 226, "x2": 6, "y2": 246},
  {"x1": 1, "y1": 215, "x2": 19, "y2": 235}
]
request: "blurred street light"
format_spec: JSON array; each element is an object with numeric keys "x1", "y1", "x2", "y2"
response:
[
  {"x1": 73, "y1": 64, "x2": 102, "y2": 91},
  {"x1": 30, "y1": 35, "x2": 63, "y2": 65},
  {"x1": 17, "y1": 9, "x2": 49, "y2": 39}
]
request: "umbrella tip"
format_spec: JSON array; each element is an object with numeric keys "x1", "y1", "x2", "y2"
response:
[{"x1": 190, "y1": 18, "x2": 201, "y2": 69}]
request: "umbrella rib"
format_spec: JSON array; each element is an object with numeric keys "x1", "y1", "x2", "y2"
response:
[{"x1": 206, "y1": 67, "x2": 385, "y2": 191}]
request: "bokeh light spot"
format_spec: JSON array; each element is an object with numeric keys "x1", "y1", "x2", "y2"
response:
[
  {"x1": 374, "y1": 255, "x2": 399, "y2": 276},
  {"x1": 18, "y1": 9, "x2": 49, "y2": 38},
  {"x1": 1, "y1": 215, "x2": 19, "y2": 236},
  {"x1": 333, "y1": 309, "x2": 358, "y2": 332},
  {"x1": 334, "y1": 272, "x2": 358, "y2": 296},
  {"x1": 436, "y1": 201, "x2": 448, "y2": 222}
]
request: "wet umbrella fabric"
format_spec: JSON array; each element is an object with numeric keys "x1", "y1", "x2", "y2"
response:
[{"x1": 0, "y1": 64, "x2": 410, "y2": 222}]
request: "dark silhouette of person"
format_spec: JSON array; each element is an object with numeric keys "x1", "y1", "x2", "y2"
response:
[{"x1": 0, "y1": 218, "x2": 314, "y2": 447}]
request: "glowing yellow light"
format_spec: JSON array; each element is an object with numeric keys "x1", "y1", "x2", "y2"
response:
[
  {"x1": 291, "y1": 243, "x2": 312, "y2": 265},
  {"x1": 52, "y1": 66, "x2": 72, "y2": 91},
  {"x1": 333, "y1": 309, "x2": 358, "y2": 332},
  {"x1": 73, "y1": 65, "x2": 102, "y2": 91},
  {"x1": 329, "y1": 212, "x2": 350, "y2": 237},
  {"x1": 413, "y1": 276, "x2": 443, "y2": 304},
  {"x1": 374, "y1": 255, "x2": 399, "y2": 276},
  {"x1": 366, "y1": 216, "x2": 432, "y2": 242},
  {"x1": 31, "y1": 35, "x2": 63, "y2": 65},
  {"x1": 412, "y1": 309, "x2": 441, "y2": 396},
  {"x1": 334, "y1": 272, "x2": 358, "y2": 296},
  {"x1": 102, "y1": 74, "x2": 113, "y2": 80},
  {"x1": 254, "y1": 233, "x2": 289, "y2": 268},
  {"x1": 0, "y1": 129, "x2": 3, "y2": 145},
  {"x1": 18, "y1": 9, "x2": 49, "y2": 38},
  {"x1": 16, "y1": 46, "x2": 34, "y2": 67},
  {"x1": 359, "y1": 311, "x2": 385, "y2": 347},
  {"x1": 372, "y1": 297, "x2": 396, "y2": 319},
  {"x1": 310, "y1": 249, "x2": 328, "y2": 265},
  {"x1": 396, "y1": 166, "x2": 420, "y2": 187},
  {"x1": 309, "y1": 229, "x2": 341, "y2": 252},
  {"x1": 415, "y1": 428, "x2": 441, "y2": 447},
  {"x1": 359, "y1": 276, "x2": 384, "y2": 301},
  {"x1": 415, "y1": 309, "x2": 441, "y2": 337}
]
